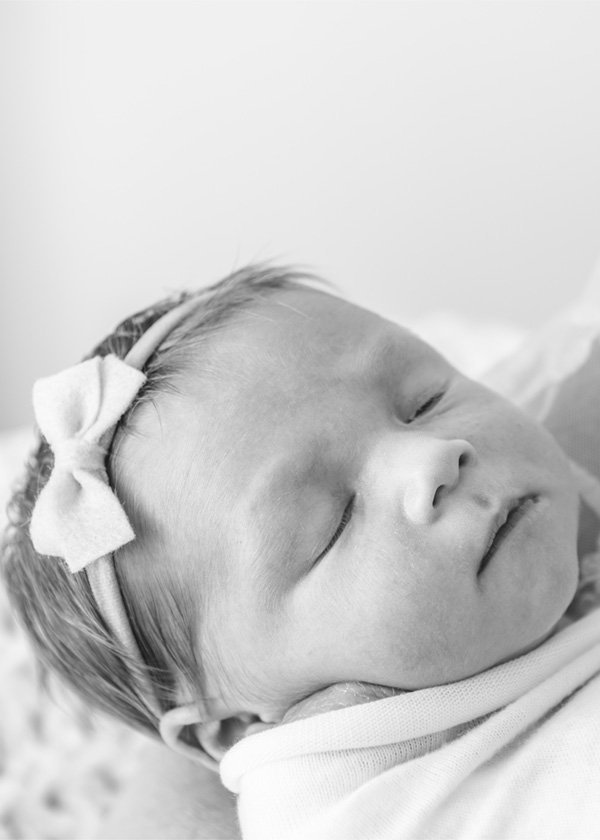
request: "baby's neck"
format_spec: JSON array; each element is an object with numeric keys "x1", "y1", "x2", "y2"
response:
[{"x1": 282, "y1": 682, "x2": 401, "y2": 725}]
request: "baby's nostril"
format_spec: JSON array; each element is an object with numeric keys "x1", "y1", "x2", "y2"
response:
[{"x1": 458, "y1": 451, "x2": 469, "y2": 468}]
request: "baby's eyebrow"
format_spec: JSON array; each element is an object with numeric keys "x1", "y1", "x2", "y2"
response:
[
  {"x1": 322, "y1": 328, "x2": 404, "y2": 389},
  {"x1": 359, "y1": 331, "x2": 404, "y2": 376},
  {"x1": 249, "y1": 436, "x2": 328, "y2": 515}
]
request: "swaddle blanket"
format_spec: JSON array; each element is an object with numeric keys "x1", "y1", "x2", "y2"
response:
[
  {"x1": 220, "y1": 273, "x2": 600, "y2": 840},
  {"x1": 221, "y1": 609, "x2": 600, "y2": 840}
]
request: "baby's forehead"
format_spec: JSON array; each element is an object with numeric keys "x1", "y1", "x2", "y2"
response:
[
  {"x1": 191, "y1": 287, "x2": 415, "y2": 391},
  {"x1": 123, "y1": 289, "x2": 431, "y2": 510},
  {"x1": 130, "y1": 288, "x2": 430, "y2": 489}
]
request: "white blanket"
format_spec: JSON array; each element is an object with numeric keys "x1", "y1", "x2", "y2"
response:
[{"x1": 221, "y1": 607, "x2": 600, "y2": 839}]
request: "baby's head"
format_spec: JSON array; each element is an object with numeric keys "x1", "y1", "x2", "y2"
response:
[{"x1": 2, "y1": 262, "x2": 582, "y2": 764}]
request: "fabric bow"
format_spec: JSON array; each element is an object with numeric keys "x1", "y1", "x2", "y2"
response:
[{"x1": 29, "y1": 355, "x2": 147, "y2": 572}]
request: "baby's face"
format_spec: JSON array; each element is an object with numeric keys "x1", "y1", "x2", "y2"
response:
[{"x1": 135, "y1": 288, "x2": 580, "y2": 716}]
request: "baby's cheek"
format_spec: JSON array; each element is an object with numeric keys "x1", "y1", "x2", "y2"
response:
[
  {"x1": 498, "y1": 399, "x2": 562, "y2": 466},
  {"x1": 335, "y1": 567, "x2": 441, "y2": 683},
  {"x1": 281, "y1": 565, "x2": 385, "y2": 685}
]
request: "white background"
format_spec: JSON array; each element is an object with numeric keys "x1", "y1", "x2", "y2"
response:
[{"x1": 2, "y1": 1, "x2": 600, "y2": 429}]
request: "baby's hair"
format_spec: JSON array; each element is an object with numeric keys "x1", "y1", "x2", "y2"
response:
[{"x1": 1, "y1": 261, "x2": 331, "y2": 740}]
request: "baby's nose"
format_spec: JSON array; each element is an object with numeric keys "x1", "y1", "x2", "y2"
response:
[{"x1": 401, "y1": 437, "x2": 476, "y2": 525}]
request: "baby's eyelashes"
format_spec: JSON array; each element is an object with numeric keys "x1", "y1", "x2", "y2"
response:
[
  {"x1": 406, "y1": 391, "x2": 446, "y2": 424},
  {"x1": 311, "y1": 495, "x2": 356, "y2": 566}
]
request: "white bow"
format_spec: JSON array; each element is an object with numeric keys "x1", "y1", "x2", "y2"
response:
[{"x1": 29, "y1": 355, "x2": 147, "y2": 572}]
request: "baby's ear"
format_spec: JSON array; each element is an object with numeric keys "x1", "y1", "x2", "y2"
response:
[
  {"x1": 200, "y1": 713, "x2": 277, "y2": 761},
  {"x1": 159, "y1": 704, "x2": 278, "y2": 768}
]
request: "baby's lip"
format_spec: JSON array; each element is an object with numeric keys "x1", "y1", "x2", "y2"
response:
[{"x1": 477, "y1": 495, "x2": 532, "y2": 575}]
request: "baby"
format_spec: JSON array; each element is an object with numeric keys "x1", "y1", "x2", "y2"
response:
[{"x1": 3, "y1": 261, "x2": 600, "y2": 839}]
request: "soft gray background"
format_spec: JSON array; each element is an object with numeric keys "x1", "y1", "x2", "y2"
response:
[{"x1": 2, "y1": 1, "x2": 600, "y2": 430}]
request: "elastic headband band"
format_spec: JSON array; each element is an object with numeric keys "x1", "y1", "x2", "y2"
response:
[
  {"x1": 30, "y1": 295, "x2": 202, "y2": 719},
  {"x1": 89, "y1": 296, "x2": 202, "y2": 716}
]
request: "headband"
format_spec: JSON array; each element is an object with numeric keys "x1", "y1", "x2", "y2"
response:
[{"x1": 29, "y1": 296, "x2": 201, "y2": 719}]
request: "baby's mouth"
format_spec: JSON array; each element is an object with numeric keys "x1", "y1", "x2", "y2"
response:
[{"x1": 477, "y1": 495, "x2": 537, "y2": 575}]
